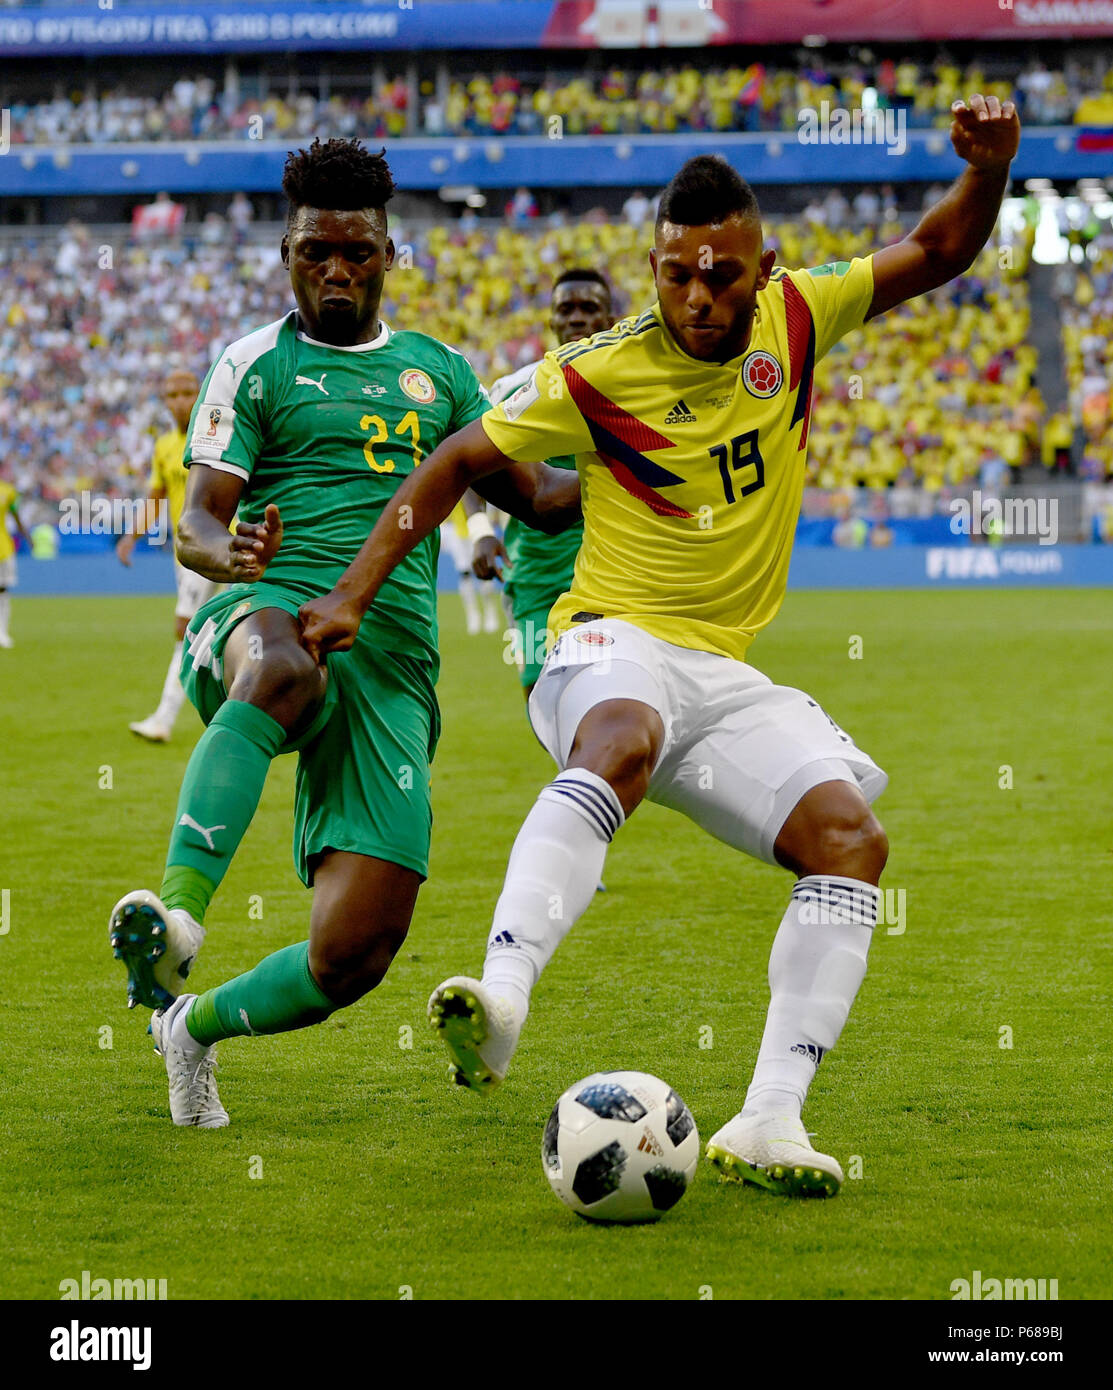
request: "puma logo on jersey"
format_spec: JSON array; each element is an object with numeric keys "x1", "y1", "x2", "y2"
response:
[
  {"x1": 177, "y1": 813, "x2": 226, "y2": 853},
  {"x1": 223, "y1": 355, "x2": 248, "y2": 379},
  {"x1": 663, "y1": 398, "x2": 696, "y2": 424},
  {"x1": 295, "y1": 373, "x2": 329, "y2": 395}
]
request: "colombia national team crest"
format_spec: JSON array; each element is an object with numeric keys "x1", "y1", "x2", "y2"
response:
[
  {"x1": 573, "y1": 629, "x2": 614, "y2": 647},
  {"x1": 742, "y1": 350, "x2": 783, "y2": 399},
  {"x1": 399, "y1": 368, "x2": 437, "y2": 404}
]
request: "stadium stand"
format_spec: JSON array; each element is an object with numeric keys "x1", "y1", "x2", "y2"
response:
[
  {"x1": 3, "y1": 52, "x2": 1111, "y2": 144},
  {"x1": 0, "y1": 212, "x2": 1044, "y2": 538}
]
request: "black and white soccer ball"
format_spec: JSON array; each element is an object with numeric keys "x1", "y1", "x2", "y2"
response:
[{"x1": 542, "y1": 1070, "x2": 700, "y2": 1224}]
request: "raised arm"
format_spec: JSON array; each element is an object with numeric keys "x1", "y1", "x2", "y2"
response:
[
  {"x1": 176, "y1": 464, "x2": 283, "y2": 584},
  {"x1": 298, "y1": 418, "x2": 580, "y2": 662},
  {"x1": 867, "y1": 94, "x2": 1020, "y2": 321}
]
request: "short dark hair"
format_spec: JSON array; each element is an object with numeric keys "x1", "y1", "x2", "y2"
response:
[
  {"x1": 552, "y1": 267, "x2": 612, "y2": 303},
  {"x1": 282, "y1": 138, "x2": 395, "y2": 225},
  {"x1": 656, "y1": 155, "x2": 760, "y2": 229}
]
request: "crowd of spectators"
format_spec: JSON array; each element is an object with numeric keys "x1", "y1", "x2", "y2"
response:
[
  {"x1": 5, "y1": 51, "x2": 1113, "y2": 147},
  {"x1": 0, "y1": 205, "x2": 1055, "y2": 539},
  {"x1": 1054, "y1": 234, "x2": 1113, "y2": 483}
]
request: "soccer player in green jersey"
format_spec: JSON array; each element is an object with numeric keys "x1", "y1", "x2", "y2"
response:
[
  {"x1": 470, "y1": 269, "x2": 614, "y2": 698},
  {"x1": 107, "y1": 139, "x2": 580, "y2": 1127}
]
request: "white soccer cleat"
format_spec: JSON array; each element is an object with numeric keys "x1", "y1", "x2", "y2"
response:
[
  {"x1": 150, "y1": 995, "x2": 229, "y2": 1129},
  {"x1": 427, "y1": 976, "x2": 522, "y2": 1093},
  {"x1": 706, "y1": 1111, "x2": 844, "y2": 1197},
  {"x1": 0, "y1": 633, "x2": 13, "y2": 649},
  {"x1": 129, "y1": 716, "x2": 172, "y2": 743},
  {"x1": 109, "y1": 889, "x2": 205, "y2": 1010}
]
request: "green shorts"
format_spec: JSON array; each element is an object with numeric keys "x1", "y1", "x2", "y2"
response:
[{"x1": 182, "y1": 584, "x2": 440, "y2": 884}]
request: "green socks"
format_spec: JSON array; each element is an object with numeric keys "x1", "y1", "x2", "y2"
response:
[
  {"x1": 185, "y1": 941, "x2": 336, "y2": 1046},
  {"x1": 160, "y1": 700, "x2": 287, "y2": 923}
]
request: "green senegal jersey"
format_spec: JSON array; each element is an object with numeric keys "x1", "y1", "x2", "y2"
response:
[
  {"x1": 185, "y1": 311, "x2": 489, "y2": 664},
  {"x1": 488, "y1": 359, "x2": 582, "y2": 612}
]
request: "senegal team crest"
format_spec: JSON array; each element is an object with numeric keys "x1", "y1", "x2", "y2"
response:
[
  {"x1": 399, "y1": 368, "x2": 436, "y2": 404},
  {"x1": 742, "y1": 350, "x2": 783, "y2": 399}
]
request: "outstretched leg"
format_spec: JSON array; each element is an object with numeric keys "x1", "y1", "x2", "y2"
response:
[
  {"x1": 429, "y1": 696, "x2": 662, "y2": 1090},
  {"x1": 110, "y1": 605, "x2": 327, "y2": 1009},
  {"x1": 158, "y1": 851, "x2": 421, "y2": 1126}
]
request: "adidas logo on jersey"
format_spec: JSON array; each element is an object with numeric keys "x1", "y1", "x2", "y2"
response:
[
  {"x1": 790, "y1": 1042, "x2": 827, "y2": 1066},
  {"x1": 663, "y1": 398, "x2": 696, "y2": 424}
]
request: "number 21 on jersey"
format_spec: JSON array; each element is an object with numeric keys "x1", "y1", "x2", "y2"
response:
[{"x1": 360, "y1": 410, "x2": 422, "y2": 473}]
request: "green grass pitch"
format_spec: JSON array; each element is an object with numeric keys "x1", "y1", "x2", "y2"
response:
[{"x1": 0, "y1": 588, "x2": 1108, "y2": 1301}]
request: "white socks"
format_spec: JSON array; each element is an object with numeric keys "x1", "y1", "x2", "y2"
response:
[
  {"x1": 0, "y1": 591, "x2": 10, "y2": 642},
  {"x1": 153, "y1": 641, "x2": 186, "y2": 728},
  {"x1": 743, "y1": 875, "x2": 879, "y2": 1119},
  {"x1": 481, "y1": 769, "x2": 625, "y2": 1020}
]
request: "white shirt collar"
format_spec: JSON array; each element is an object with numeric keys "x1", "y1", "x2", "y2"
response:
[{"x1": 295, "y1": 317, "x2": 392, "y2": 352}]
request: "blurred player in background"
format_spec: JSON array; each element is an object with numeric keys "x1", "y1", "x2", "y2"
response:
[
  {"x1": 471, "y1": 268, "x2": 615, "y2": 698},
  {"x1": 300, "y1": 96, "x2": 1020, "y2": 1198},
  {"x1": 107, "y1": 139, "x2": 580, "y2": 1129},
  {"x1": 440, "y1": 501, "x2": 500, "y2": 634},
  {"x1": 0, "y1": 463, "x2": 33, "y2": 649},
  {"x1": 117, "y1": 368, "x2": 219, "y2": 742}
]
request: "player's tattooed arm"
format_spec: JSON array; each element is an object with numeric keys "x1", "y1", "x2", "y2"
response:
[
  {"x1": 299, "y1": 417, "x2": 578, "y2": 660},
  {"x1": 867, "y1": 93, "x2": 1020, "y2": 320},
  {"x1": 176, "y1": 464, "x2": 282, "y2": 583}
]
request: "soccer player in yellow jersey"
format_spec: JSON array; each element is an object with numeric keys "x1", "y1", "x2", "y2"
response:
[
  {"x1": 117, "y1": 369, "x2": 220, "y2": 741},
  {"x1": 0, "y1": 464, "x2": 33, "y2": 649},
  {"x1": 301, "y1": 96, "x2": 1020, "y2": 1197}
]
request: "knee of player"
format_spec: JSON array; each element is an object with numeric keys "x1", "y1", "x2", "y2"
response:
[
  {"x1": 577, "y1": 721, "x2": 657, "y2": 788},
  {"x1": 235, "y1": 643, "x2": 322, "y2": 713},
  {"x1": 805, "y1": 810, "x2": 888, "y2": 881},
  {"x1": 309, "y1": 927, "x2": 407, "y2": 1006}
]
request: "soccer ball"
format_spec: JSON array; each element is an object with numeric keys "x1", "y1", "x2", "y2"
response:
[{"x1": 542, "y1": 1070, "x2": 700, "y2": 1224}]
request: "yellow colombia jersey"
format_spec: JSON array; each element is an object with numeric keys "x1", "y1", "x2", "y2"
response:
[
  {"x1": 149, "y1": 427, "x2": 188, "y2": 532},
  {"x1": 481, "y1": 256, "x2": 875, "y2": 662},
  {"x1": 0, "y1": 480, "x2": 17, "y2": 562}
]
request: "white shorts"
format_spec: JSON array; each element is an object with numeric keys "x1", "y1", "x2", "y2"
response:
[
  {"x1": 174, "y1": 562, "x2": 219, "y2": 621},
  {"x1": 528, "y1": 618, "x2": 888, "y2": 866},
  {"x1": 439, "y1": 523, "x2": 473, "y2": 575},
  {"x1": 0, "y1": 557, "x2": 15, "y2": 589}
]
